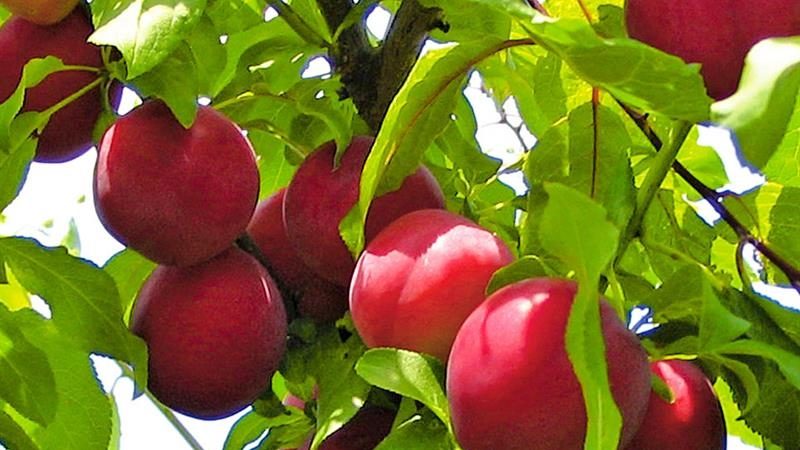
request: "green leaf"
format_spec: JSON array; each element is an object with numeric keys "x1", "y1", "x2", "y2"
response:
[
  {"x1": 341, "y1": 37, "x2": 522, "y2": 255},
  {"x1": 223, "y1": 406, "x2": 312, "y2": 450},
  {"x1": 285, "y1": 0, "x2": 331, "y2": 43},
  {"x1": 249, "y1": 129, "x2": 298, "y2": 199},
  {"x1": 90, "y1": 0, "x2": 208, "y2": 78},
  {"x1": 426, "y1": 0, "x2": 511, "y2": 43},
  {"x1": 714, "y1": 378, "x2": 763, "y2": 447},
  {"x1": 675, "y1": 128, "x2": 729, "y2": 194},
  {"x1": 539, "y1": 183, "x2": 622, "y2": 450},
  {"x1": 0, "y1": 407, "x2": 39, "y2": 450},
  {"x1": 722, "y1": 288, "x2": 800, "y2": 354},
  {"x1": 445, "y1": 0, "x2": 712, "y2": 121},
  {"x1": 714, "y1": 355, "x2": 761, "y2": 415},
  {"x1": 641, "y1": 189, "x2": 715, "y2": 281},
  {"x1": 131, "y1": 43, "x2": 200, "y2": 127},
  {"x1": 724, "y1": 183, "x2": 800, "y2": 285},
  {"x1": 375, "y1": 411, "x2": 453, "y2": 450},
  {"x1": 592, "y1": 5, "x2": 626, "y2": 39},
  {"x1": 187, "y1": 15, "x2": 227, "y2": 96},
  {"x1": 717, "y1": 339, "x2": 800, "y2": 391},
  {"x1": 0, "y1": 138, "x2": 34, "y2": 214},
  {"x1": 525, "y1": 104, "x2": 636, "y2": 227},
  {"x1": 762, "y1": 93, "x2": 800, "y2": 187},
  {"x1": 0, "y1": 304, "x2": 57, "y2": 425},
  {"x1": 102, "y1": 249, "x2": 155, "y2": 323},
  {"x1": 211, "y1": 19, "x2": 321, "y2": 98},
  {"x1": 205, "y1": 0, "x2": 266, "y2": 35},
  {"x1": 486, "y1": 255, "x2": 552, "y2": 295},
  {"x1": 730, "y1": 362, "x2": 800, "y2": 448},
  {"x1": 0, "y1": 262, "x2": 30, "y2": 311},
  {"x1": 355, "y1": 348, "x2": 450, "y2": 427},
  {"x1": 0, "y1": 57, "x2": 65, "y2": 151},
  {"x1": 698, "y1": 282, "x2": 751, "y2": 351},
  {"x1": 711, "y1": 37, "x2": 800, "y2": 169},
  {"x1": 0, "y1": 238, "x2": 147, "y2": 384},
  {"x1": 488, "y1": 50, "x2": 569, "y2": 137},
  {"x1": 4, "y1": 309, "x2": 115, "y2": 450},
  {"x1": 280, "y1": 325, "x2": 371, "y2": 450}
]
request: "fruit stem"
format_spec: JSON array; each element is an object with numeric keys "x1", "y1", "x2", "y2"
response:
[
  {"x1": 40, "y1": 77, "x2": 104, "y2": 120},
  {"x1": 61, "y1": 64, "x2": 102, "y2": 74},
  {"x1": 270, "y1": 0, "x2": 331, "y2": 50},
  {"x1": 614, "y1": 120, "x2": 692, "y2": 267},
  {"x1": 150, "y1": 399, "x2": 206, "y2": 450},
  {"x1": 117, "y1": 363, "x2": 205, "y2": 450}
]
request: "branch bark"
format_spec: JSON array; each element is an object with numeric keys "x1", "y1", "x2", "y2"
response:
[{"x1": 314, "y1": 0, "x2": 444, "y2": 132}]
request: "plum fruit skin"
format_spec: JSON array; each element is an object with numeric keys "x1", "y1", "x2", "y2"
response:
[
  {"x1": 130, "y1": 248, "x2": 287, "y2": 420},
  {"x1": 0, "y1": 0, "x2": 80, "y2": 25},
  {"x1": 0, "y1": 9, "x2": 110, "y2": 162},
  {"x1": 284, "y1": 136, "x2": 445, "y2": 287},
  {"x1": 350, "y1": 209, "x2": 515, "y2": 362},
  {"x1": 625, "y1": 0, "x2": 800, "y2": 100},
  {"x1": 625, "y1": 360, "x2": 726, "y2": 450},
  {"x1": 247, "y1": 188, "x2": 348, "y2": 323},
  {"x1": 95, "y1": 100, "x2": 260, "y2": 266},
  {"x1": 446, "y1": 278, "x2": 651, "y2": 450}
]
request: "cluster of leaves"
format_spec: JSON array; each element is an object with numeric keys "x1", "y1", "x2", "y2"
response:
[{"x1": 0, "y1": 0, "x2": 799, "y2": 449}]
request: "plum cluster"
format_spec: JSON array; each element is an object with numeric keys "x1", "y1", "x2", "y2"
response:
[
  {"x1": 94, "y1": 99, "x2": 286, "y2": 420},
  {"x1": 0, "y1": 1, "x2": 762, "y2": 445}
]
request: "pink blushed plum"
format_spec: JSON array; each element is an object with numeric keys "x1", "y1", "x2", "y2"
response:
[
  {"x1": 284, "y1": 136, "x2": 445, "y2": 287},
  {"x1": 447, "y1": 278, "x2": 651, "y2": 450},
  {"x1": 350, "y1": 209, "x2": 514, "y2": 362}
]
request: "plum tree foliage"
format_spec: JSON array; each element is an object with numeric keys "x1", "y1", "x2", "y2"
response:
[{"x1": 0, "y1": 0, "x2": 798, "y2": 449}]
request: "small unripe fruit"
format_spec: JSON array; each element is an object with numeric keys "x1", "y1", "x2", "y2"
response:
[
  {"x1": 95, "y1": 100, "x2": 260, "y2": 266},
  {"x1": 130, "y1": 248, "x2": 287, "y2": 420},
  {"x1": 0, "y1": 9, "x2": 110, "y2": 162},
  {"x1": 447, "y1": 278, "x2": 651, "y2": 450},
  {"x1": 625, "y1": 360, "x2": 726, "y2": 450},
  {"x1": 350, "y1": 209, "x2": 514, "y2": 361},
  {"x1": 284, "y1": 136, "x2": 445, "y2": 287}
]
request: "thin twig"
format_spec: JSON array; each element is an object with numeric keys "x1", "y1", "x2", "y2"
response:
[
  {"x1": 270, "y1": 0, "x2": 331, "y2": 50},
  {"x1": 117, "y1": 363, "x2": 205, "y2": 450},
  {"x1": 526, "y1": 0, "x2": 549, "y2": 15},
  {"x1": 617, "y1": 99, "x2": 800, "y2": 294}
]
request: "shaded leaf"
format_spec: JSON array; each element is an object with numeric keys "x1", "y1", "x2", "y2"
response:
[
  {"x1": 712, "y1": 37, "x2": 800, "y2": 169},
  {"x1": 90, "y1": 0, "x2": 207, "y2": 78},
  {"x1": 540, "y1": 183, "x2": 622, "y2": 450},
  {"x1": 355, "y1": 348, "x2": 450, "y2": 426}
]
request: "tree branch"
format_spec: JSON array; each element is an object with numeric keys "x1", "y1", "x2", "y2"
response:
[
  {"x1": 370, "y1": 0, "x2": 445, "y2": 130},
  {"x1": 616, "y1": 100, "x2": 800, "y2": 294},
  {"x1": 314, "y1": 0, "x2": 444, "y2": 132}
]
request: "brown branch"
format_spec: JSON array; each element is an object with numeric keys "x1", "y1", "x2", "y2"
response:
[
  {"x1": 616, "y1": 99, "x2": 800, "y2": 294},
  {"x1": 371, "y1": 0, "x2": 445, "y2": 130},
  {"x1": 315, "y1": 0, "x2": 444, "y2": 132},
  {"x1": 526, "y1": 0, "x2": 549, "y2": 16}
]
